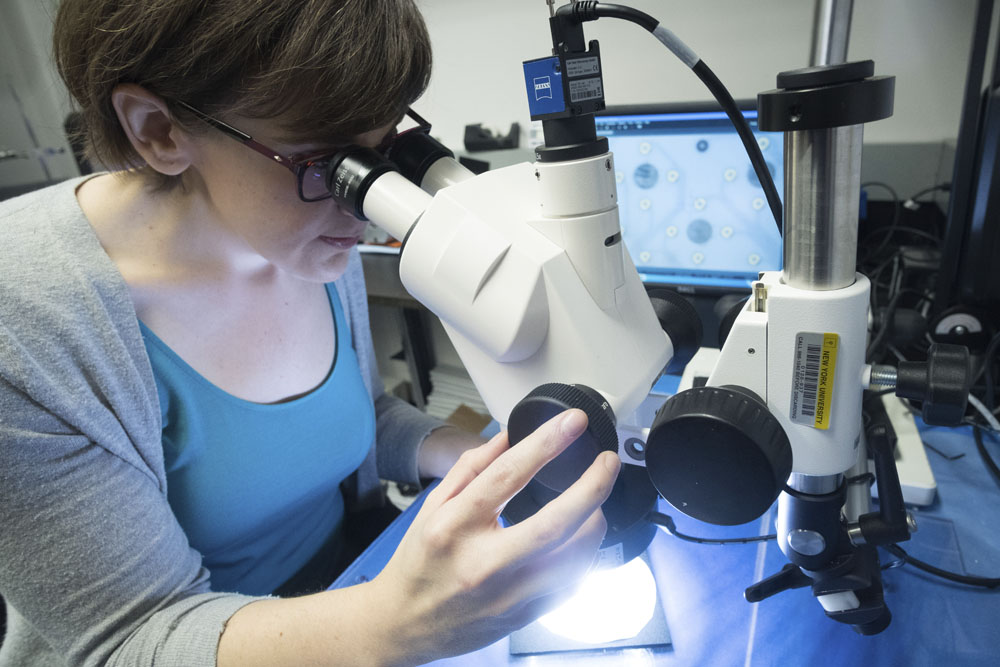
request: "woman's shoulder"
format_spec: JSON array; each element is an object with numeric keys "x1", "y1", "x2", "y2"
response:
[
  {"x1": 1, "y1": 176, "x2": 118, "y2": 292},
  {"x1": 0, "y1": 178, "x2": 163, "y2": 481},
  {"x1": 0, "y1": 175, "x2": 148, "y2": 391}
]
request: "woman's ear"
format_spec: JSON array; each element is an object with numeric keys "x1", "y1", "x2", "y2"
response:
[{"x1": 111, "y1": 84, "x2": 193, "y2": 176}]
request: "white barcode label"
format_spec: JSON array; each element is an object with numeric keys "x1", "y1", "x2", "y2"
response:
[
  {"x1": 566, "y1": 56, "x2": 600, "y2": 78},
  {"x1": 594, "y1": 542, "x2": 625, "y2": 569},
  {"x1": 569, "y1": 77, "x2": 603, "y2": 102},
  {"x1": 790, "y1": 332, "x2": 839, "y2": 429}
]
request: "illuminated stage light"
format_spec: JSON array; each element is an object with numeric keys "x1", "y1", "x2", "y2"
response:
[{"x1": 537, "y1": 557, "x2": 657, "y2": 644}]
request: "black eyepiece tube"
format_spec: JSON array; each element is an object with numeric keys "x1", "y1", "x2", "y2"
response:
[
  {"x1": 387, "y1": 131, "x2": 454, "y2": 187},
  {"x1": 325, "y1": 146, "x2": 397, "y2": 221}
]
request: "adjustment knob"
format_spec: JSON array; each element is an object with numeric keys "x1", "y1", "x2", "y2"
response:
[
  {"x1": 648, "y1": 288, "x2": 703, "y2": 374},
  {"x1": 645, "y1": 385, "x2": 792, "y2": 526},
  {"x1": 896, "y1": 343, "x2": 971, "y2": 426},
  {"x1": 507, "y1": 383, "x2": 617, "y2": 492}
]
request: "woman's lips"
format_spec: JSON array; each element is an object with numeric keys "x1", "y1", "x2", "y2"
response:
[{"x1": 319, "y1": 235, "x2": 361, "y2": 249}]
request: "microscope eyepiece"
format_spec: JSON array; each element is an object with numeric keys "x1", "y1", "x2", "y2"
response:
[
  {"x1": 387, "y1": 130, "x2": 454, "y2": 187},
  {"x1": 325, "y1": 146, "x2": 397, "y2": 221}
]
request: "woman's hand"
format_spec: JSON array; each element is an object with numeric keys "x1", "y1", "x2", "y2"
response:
[
  {"x1": 372, "y1": 408, "x2": 620, "y2": 664},
  {"x1": 416, "y1": 424, "x2": 488, "y2": 480}
]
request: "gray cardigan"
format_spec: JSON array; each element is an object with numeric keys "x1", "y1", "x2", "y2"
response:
[{"x1": 0, "y1": 177, "x2": 443, "y2": 667}]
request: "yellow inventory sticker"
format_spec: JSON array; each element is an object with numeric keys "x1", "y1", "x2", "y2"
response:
[{"x1": 789, "y1": 332, "x2": 839, "y2": 430}]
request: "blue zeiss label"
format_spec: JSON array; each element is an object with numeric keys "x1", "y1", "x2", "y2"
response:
[{"x1": 523, "y1": 57, "x2": 565, "y2": 117}]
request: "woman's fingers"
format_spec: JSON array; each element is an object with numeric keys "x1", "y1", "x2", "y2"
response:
[
  {"x1": 375, "y1": 412, "x2": 623, "y2": 660},
  {"x1": 492, "y1": 508, "x2": 611, "y2": 628},
  {"x1": 428, "y1": 430, "x2": 511, "y2": 506},
  {"x1": 503, "y1": 450, "x2": 619, "y2": 562},
  {"x1": 454, "y1": 409, "x2": 590, "y2": 520}
]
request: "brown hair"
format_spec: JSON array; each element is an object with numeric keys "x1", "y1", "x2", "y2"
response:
[{"x1": 53, "y1": 0, "x2": 432, "y2": 189}]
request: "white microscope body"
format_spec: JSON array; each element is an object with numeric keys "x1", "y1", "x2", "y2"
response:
[
  {"x1": 331, "y1": 1, "x2": 970, "y2": 635},
  {"x1": 375, "y1": 154, "x2": 672, "y2": 431},
  {"x1": 709, "y1": 272, "x2": 871, "y2": 478}
]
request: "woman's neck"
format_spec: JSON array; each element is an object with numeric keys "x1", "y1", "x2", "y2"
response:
[{"x1": 77, "y1": 171, "x2": 280, "y2": 291}]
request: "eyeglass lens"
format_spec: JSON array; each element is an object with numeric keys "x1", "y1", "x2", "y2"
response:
[{"x1": 300, "y1": 162, "x2": 330, "y2": 201}]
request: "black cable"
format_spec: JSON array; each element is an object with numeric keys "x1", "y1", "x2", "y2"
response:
[
  {"x1": 859, "y1": 181, "x2": 901, "y2": 264},
  {"x1": 906, "y1": 182, "x2": 951, "y2": 203},
  {"x1": 884, "y1": 544, "x2": 1000, "y2": 589},
  {"x1": 647, "y1": 511, "x2": 776, "y2": 545},
  {"x1": 691, "y1": 59, "x2": 783, "y2": 233},
  {"x1": 566, "y1": 2, "x2": 783, "y2": 234},
  {"x1": 905, "y1": 183, "x2": 951, "y2": 239},
  {"x1": 867, "y1": 286, "x2": 906, "y2": 362},
  {"x1": 862, "y1": 180, "x2": 900, "y2": 201},
  {"x1": 867, "y1": 248, "x2": 904, "y2": 280},
  {"x1": 972, "y1": 331, "x2": 1000, "y2": 385},
  {"x1": 577, "y1": 2, "x2": 657, "y2": 30},
  {"x1": 878, "y1": 427, "x2": 1000, "y2": 589},
  {"x1": 974, "y1": 425, "x2": 1000, "y2": 486},
  {"x1": 893, "y1": 286, "x2": 936, "y2": 306},
  {"x1": 865, "y1": 252, "x2": 899, "y2": 313},
  {"x1": 979, "y1": 331, "x2": 1000, "y2": 411},
  {"x1": 863, "y1": 225, "x2": 942, "y2": 247},
  {"x1": 860, "y1": 182, "x2": 946, "y2": 266}
]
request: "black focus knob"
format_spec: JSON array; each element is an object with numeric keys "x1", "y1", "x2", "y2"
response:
[
  {"x1": 896, "y1": 343, "x2": 971, "y2": 426},
  {"x1": 647, "y1": 288, "x2": 703, "y2": 375},
  {"x1": 507, "y1": 383, "x2": 617, "y2": 492},
  {"x1": 645, "y1": 385, "x2": 792, "y2": 526}
]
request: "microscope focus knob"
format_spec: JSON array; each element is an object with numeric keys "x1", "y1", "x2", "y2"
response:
[
  {"x1": 508, "y1": 383, "x2": 618, "y2": 493},
  {"x1": 895, "y1": 343, "x2": 971, "y2": 426},
  {"x1": 645, "y1": 385, "x2": 792, "y2": 526}
]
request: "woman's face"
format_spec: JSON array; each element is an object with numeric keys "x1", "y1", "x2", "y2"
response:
[{"x1": 188, "y1": 114, "x2": 397, "y2": 283}]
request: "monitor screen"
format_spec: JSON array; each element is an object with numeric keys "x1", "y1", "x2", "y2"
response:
[{"x1": 596, "y1": 103, "x2": 784, "y2": 292}]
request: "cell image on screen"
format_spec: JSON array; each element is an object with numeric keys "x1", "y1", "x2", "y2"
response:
[{"x1": 596, "y1": 109, "x2": 784, "y2": 291}]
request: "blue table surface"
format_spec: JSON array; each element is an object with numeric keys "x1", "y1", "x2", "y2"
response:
[{"x1": 332, "y1": 398, "x2": 1000, "y2": 666}]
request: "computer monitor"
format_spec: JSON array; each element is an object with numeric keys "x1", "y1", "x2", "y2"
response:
[
  {"x1": 596, "y1": 102, "x2": 784, "y2": 293},
  {"x1": 935, "y1": 0, "x2": 1000, "y2": 338}
]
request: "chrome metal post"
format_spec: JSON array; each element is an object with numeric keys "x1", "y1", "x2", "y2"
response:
[
  {"x1": 811, "y1": 0, "x2": 854, "y2": 67},
  {"x1": 782, "y1": 125, "x2": 864, "y2": 291}
]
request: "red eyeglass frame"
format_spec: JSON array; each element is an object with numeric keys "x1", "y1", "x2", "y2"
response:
[{"x1": 174, "y1": 101, "x2": 429, "y2": 202}]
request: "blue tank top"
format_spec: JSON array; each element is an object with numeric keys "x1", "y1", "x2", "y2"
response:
[{"x1": 139, "y1": 284, "x2": 374, "y2": 595}]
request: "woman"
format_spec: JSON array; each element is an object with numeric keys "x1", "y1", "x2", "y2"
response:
[{"x1": 0, "y1": 1, "x2": 619, "y2": 665}]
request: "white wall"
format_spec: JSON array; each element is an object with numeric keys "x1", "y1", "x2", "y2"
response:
[
  {"x1": 1, "y1": 0, "x2": 981, "y2": 194},
  {"x1": 0, "y1": 0, "x2": 78, "y2": 190},
  {"x1": 416, "y1": 0, "x2": 979, "y2": 149}
]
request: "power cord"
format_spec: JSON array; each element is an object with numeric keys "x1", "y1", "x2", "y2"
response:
[
  {"x1": 562, "y1": 1, "x2": 783, "y2": 234},
  {"x1": 974, "y1": 425, "x2": 1000, "y2": 486},
  {"x1": 859, "y1": 181, "x2": 947, "y2": 265},
  {"x1": 884, "y1": 544, "x2": 1000, "y2": 589},
  {"x1": 647, "y1": 511, "x2": 776, "y2": 545},
  {"x1": 974, "y1": 331, "x2": 1000, "y2": 411}
]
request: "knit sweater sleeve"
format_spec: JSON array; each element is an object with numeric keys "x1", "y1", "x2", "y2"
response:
[
  {"x1": 0, "y1": 181, "x2": 258, "y2": 667},
  {"x1": 334, "y1": 248, "x2": 445, "y2": 491}
]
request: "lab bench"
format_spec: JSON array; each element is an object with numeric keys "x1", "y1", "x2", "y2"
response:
[{"x1": 332, "y1": 414, "x2": 1000, "y2": 666}]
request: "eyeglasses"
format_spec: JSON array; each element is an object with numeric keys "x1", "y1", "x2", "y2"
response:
[{"x1": 174, "y1": 101, "x2": 413, "y2": 203}]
